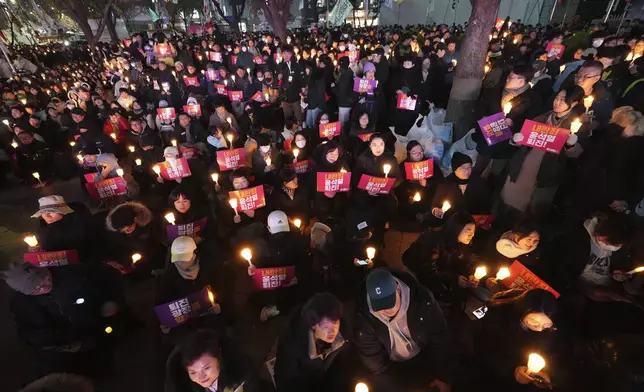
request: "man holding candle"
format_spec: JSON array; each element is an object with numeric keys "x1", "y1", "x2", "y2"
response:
[
  {"x1": 353, "y1": 268, "x2": 452, "y2": 392},
  {"x1": 574, "y1": 61, "x2": 614, "y2": 127}
]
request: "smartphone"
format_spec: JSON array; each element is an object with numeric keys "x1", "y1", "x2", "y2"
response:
[
  {"x1": 472, "y1": 306, "x2": 488, "y2": 319},
  {"x1": 356, "y1": 259, "x2": 369, "y2": 266}
]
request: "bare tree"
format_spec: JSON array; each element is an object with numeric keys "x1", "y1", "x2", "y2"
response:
[
  {"x1": 251, "y1": 0, "x2": 292, "y2": 40},
  {"x1": 36, "y1": 0, "x2": 117, "y2": 45},
  {"x1": 445, "y1": 0, "x2": 501, "y2": 141},
  {"x1": 212, "y1": 0, "x2": 248, "y2": 33}
]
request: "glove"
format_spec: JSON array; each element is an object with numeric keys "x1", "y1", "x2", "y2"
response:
[{"x1": 566, "y1": 133, "x2": 578, "y2": 146}]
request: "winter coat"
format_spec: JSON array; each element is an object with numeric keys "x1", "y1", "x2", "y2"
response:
[
  {"x1": 431, "y1": 173, "x2": 492, "y2": 216},
  {"x1": 172, "y1": 121, "x2": 207, "y2": 144},
  {"x1": 277, "y1": 61, "x2": 304, "y2": 103},
  {"x1": 10, "y1": 264, "x2": 124, "y2": 348},
  {"x1": 333, "y1": 68, "x2": 356, "y2": 108},
  {"x1": 352, "y1": 149, "x2": 402, "y2": 195},
  {"x1": 157, "y1": 253, "x2": 228, "y2": 305},
  {"x1": 269, "y1": 185, "x2": 311, "y2": 224},
  {"x1": 274, "y1": 306, "x2": 349, "y2": 392},
  {"x1": 75, "y1": 129, "x2": 115, "y2": 155},
  {"x1": 587, "y1": 81, "x2": 614, "y2": 127},
  {"x1": 353, "y1": 269, "x2": 451, "y2": 380},
  {"x1": 307, "y1": 68, "x2": 328, "y2": 110}
]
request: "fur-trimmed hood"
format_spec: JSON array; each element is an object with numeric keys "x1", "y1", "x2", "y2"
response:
[
  {"x1": 105, "y1": 201, "x2": 152, "y2": 232},
  {"x1": 610, "y1": 106, "x2": 644, "y2": 137}
]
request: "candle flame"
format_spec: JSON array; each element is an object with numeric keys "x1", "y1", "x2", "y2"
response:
[
  {"x1": 240, "y1": 248, "x2": 252, "y2": 262},
  {"x1": 474, "y1": 266, "x2": 487, "y2": 280},
  {"x1": 171, "y1": 139, "x2": 177, "y2": 147},
  {"x1": 503, "y1": 102, "x2": 512, "y2": 116},
  {"x1": 570, "y1": 118, "x2": 582, "y2": 134},
  {"x1": 32, "y1": 172, "x2": 40, "y2": 180},
  {"x1": 24, "y1": 235, "x2": 38, "y2": 247},
  {"x1": 293, "y1": 148, "x2": 299, "y2": 158},
  {"x1": 229, "y1": 198, "x2": 238, "y2": 209},
  {"x1": 208, "y1": 289, "x2": 215, "y2": 304},
  {"x1": 135, "y1": 158, "x2": 142, "y2": 166},
  {"x1": 441, "y1": 201, "x2": 451, "y2": 212},
  {"x1": 293, "y1": 218, "x2": 302, "y2": 228},
  {"x1": 496, "y1": 267, "x2": 511, "y2": 280},
  {"x1": 116, "y1": 168, "x2": 124, "y2": 177},
  {"x1": 383, "y1": 164, "x2": 391, "y2": 175},
  {"x1": 413, "y1": 192, "x2": 421, "y2": 202},
  {"x1": 211, "y1": 173, "x2": 219, "y2": 183},
  {"x1": 164, "y1": 212, "x2": 175, "y2": 225},
  {"x1": 366, "y1": 247, "x2": 376, "y2": 260},
  {"x1": 527, "y1": 353, "x2": 546, "y2": 374},
  {"x1": 152, "y1": 165, "x2": 161, "y2": 174},
  {"x1": 131, "y1": 253, "x2": 142, "y2": 263},
  {"x1": 128, "y1": 145, "x2": 135, "y2": 152},
  {"x1": 355, "y1": 382, "x2": 369, "y2": 392}
]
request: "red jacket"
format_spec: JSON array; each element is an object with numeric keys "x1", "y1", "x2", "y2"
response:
[{"x1": 103, "y1": 116, "x2": 130, "y2": 143}]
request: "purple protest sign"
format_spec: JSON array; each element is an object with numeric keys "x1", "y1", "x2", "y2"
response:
[
  {"x1": 166, "y1": 217, "x2": 208, "y2": 241},
  {"x1": 353, "y1": 78, "x2": 378, "y2": 94},
  {"x1": 477, "y1": 112, "x2": 513, "y2": 146},
  {"x1": 154, "y1": 286, "x2": 215, "y2": 328}
]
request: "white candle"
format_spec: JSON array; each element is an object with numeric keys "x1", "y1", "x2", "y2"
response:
[
  {"x1": 240, "y1": 248, "x2": 253, "y2": 266},
  {"x1": 226, "y1": 134, "x2": 234, "y2": 148},
  {"x1": 229, "y1": 199, "x2": 239, "y2": 216},
  {"x1": 164, "y1": 212, "x2": 176, "y2": 225},
  {"x1": 626, "y1": 266, "x2": 644, "y2": 274},
  {"x1": 570, "y1": 118, "x2": 582, "y2": 134},
  {"x1": 265, "y1": 157, "x2": 272, "y2": 167},
  {"x1": 383, "y1": 164, "x2": 391, "y2": 178},
  {"x1": 474, "y1": 266, "x2": 487, "y2": 280},
  {"x1": 171, "y1": 139, "x2": 177, "y2": 147},
  {"x1": 110, "y1": 133, "x2": 117, "y2": 140},
  {"x1": 441, "y1": 200, "x2": 451, "y2": 212},
  {"x1": 135, "y1": 158, "x2": 142, "y2": 166},
  {"x1": 152, "y1": 165, "x2": 161, "y2": 177},
  {"x1": 527, "y1": 353, "x2": 546, "y2": 374},
  {"x1": 496, "y1": 267, "x2": 511, "y2": 280},
  {"x1": 116, "y1": 168, "x2": 124, "y2": 177},
  {"x1": 211, "y1": 173, "x2": 219, "y2": 184},
  {"x1": 293, "y1": 218, "x2": 302, "y2": 228},
  {"x1": 366, "y1": 247, "x2": 376, "y2": 260},
  {"x1": 355, "y1": 382, "x2": 369, "y2": 392},
  {"x1": 70, "y1": 141, "x2": 76, "y2": 147},
  {"x1": 503, "y1": 102, "x2": 512, "y2": 116},
  {"x1": 128, "y1": 145, "x2": 135, "y2": 152},
  {"x1": 293, "y1": 148, "x2": 300, "y2": 159},
  {"x1": 583, "y1": 96, "x2": 594, "y2": 111},
  {"x1": 412, "y1": 192, "x2": 421, "y2": 202},
  {"x1": 24, "y1": 235, "x2": 39, "y2": 247},
  {"x1": 11, "y1": 141, "x2": 18, "y2": 148},
  {"x1": 131, "y1": 253, "x2": 142, "y2": 264}
]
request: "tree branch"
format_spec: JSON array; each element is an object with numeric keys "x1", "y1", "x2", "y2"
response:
[{"x1": 94, "y1": 0, "x2": 117, "y2": 41}]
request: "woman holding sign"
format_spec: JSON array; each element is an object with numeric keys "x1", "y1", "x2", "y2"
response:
[
  {"x1": 312, "y1": 141, "x2": 350, "y2": 221},
  {"x1": 397, "y1": 141, "x2": 442, "y2": 224}
]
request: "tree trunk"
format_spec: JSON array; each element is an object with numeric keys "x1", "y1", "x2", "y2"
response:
[
  {"x1": 64, "y1": 0, "x2": 116, "y2": 46},
  {"x1": 106, "y1": 10, "x2": 119, "y2": 43},
  {"x1": 445, "y1": 0, "x2": 501, "y2": 141},
  {"x1": 261, "y1": 0, "x2": 290, "y2": 40}
]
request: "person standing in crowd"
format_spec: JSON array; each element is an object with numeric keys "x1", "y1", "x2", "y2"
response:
[{"x1": 575, "y1": 61, "x2": 614, "y2": 127}]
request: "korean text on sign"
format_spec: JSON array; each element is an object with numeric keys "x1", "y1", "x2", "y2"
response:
[
  {"x1": 357, "y1": 174, "x2": 395, "y2": 195},
  {"x1": 477, "y1": 112, "x2": 512, "y2": 146},
  {"x1": 316, "y1": 172, "x2": 352, "y2": 192},
  {"x1": 157, "y1": 107, "x2": 176, "y2": 122},
  {"x1": 216, "y1": 148, "x2": 246, "y2": 171},
  {"x1": 396, "y1": 94, "x2": 417, "y2": 111},
  {"x1": 85, "y1": 177, "x2": 128, "y2": 200},
  {"x1": 154, "y1": 287, "x2": 214, "y2": 328},
  {"x1": 404, "y1": 159, "x2": 434, "y2": 180},
  {"x1": 319, "y1": 121, "x2": 341, "y2": 138},
  {"x1": 501, "y1": 261, "x2": 560, "y2": 298},
  {"x1": 167, "y1": 217, "x2": 208, "y2": 241},
  {"x1": 160, "y1": 157, "x2": 192, "y2": 180},
  {"x1": 517, "y1": 120, "x2": 569, "y2": 154},
  {"x1": 250, "y1": 266, "x2": 297, "y2": 291},
  {"x1": 24, "y1": 250, "x2": 79, "y2": 267},
  {"x1": 229, "y1": 186, "x2": 266, "y2": 212}
]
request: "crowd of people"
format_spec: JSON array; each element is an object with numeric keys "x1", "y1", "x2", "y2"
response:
[{"x1": 2, "y1": 18, "x2": 644, "y2": 392}]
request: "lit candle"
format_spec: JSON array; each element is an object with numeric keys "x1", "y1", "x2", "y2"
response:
[
  {"x1": 77, "y1": 154, "x2": 84, "y2": 162},
  {"x1": 412, "y1": 192, "x2": 421, "y2": 202},
  {"x1": 265, "y1": 157, "x2": 272, "y2": 167},
  {"x1": 489, "y1": 34, "x2": 492, "y2": 41},
  {"x1": 474, "y1": 266, "x2": 487, "y2": 280},
  {"x1": 559, "y1": 65, "x2": 566, "y2": 74},
  {"x1": 340, "y1": 167, "x2": 347, "y2": 173},
  {"x1": 116, "y1": 168, "x2": 124, "y2": 177},
  {"x1": 105, "y1": 326, "x2": 113, "y2": 334},
  {"x1": 627, "y1": 52, "x2": 634, "y2": 61},
  {"x1": 527, "y1": 353, "x2": 546, "y2": 374},
  {"x1": 32, "y1": 172, "x2": 42, "y2": 184},
  {"x1": 229, "y1": 198, "x2": 239, "y2": 216},
  {"x1": 2, "y1": 119, "x2": 9, "y2": 126},
  {"x1": 293, "y1": 148, "x2": 299, "y2": 159},
  {"x1": 626, "y1": 266, "x2": 644, "y2": 274},
  {"x1": 24, "y1": 235, "x2": 39, "y2": 247},
  {"x1": 355, "y1": 382, "x2": 369, "y2": 392},
  {"x1": 246, "y1": 68, "x2": 251, "y2": 74},
  {"x1": 171, "y1": 139, "x2": 177, "y2": 147},
  {"x1": 240, "y1": 248, "x2": 253, "y2": 267},
  {"x1": 131, "y1": 253, "x2": 142, "y2": 264},
  {"x1": 293, "y1": 218, "x2": 302, "y2": 228},
  {"x1": 224, "y1": 79, "x2": 228, "y2": 86},
  {"x1": 232, "y1": 75, "x2": 236, "y2": 82},
  {"x1": 172, "y1": 71, "x2": 176, "y2": 77},
  {"x1": 451, "y1": 59, "x2": 457, "y2": 67},
  {"x1": 441, "y1": 200, "x2": 451, "y2": 212},
  {"x1": 128, "y1": 145, "x2": 135, "y2": 152},
  {"x1": 366, "y1": 247, "x2": 376, "y2": 261},
  {"x1": 570, "y1": 118, "x2": 582, "y2": 134},
  {"x1": 11, "y1": 141, "x2": 18, "y2": 148},
  {"x1": 207, "y1": 288, "x2": 215, "y2": 306},
  {"x1": 211, "y1": 173, "x2": 219, "y2": 184},
  {"x1": 383, "y1": 164, "x2": 391, "y2": 178},
  {"x1": 583, "y1": 96, "x2": 594, "y2": 112},
  {"x1": 135, "y1": 158, "x2": 142, "y2": 166},
  {"x1": 164, "y1": 212, "x2": 176, "y2": 225},
  {"x1": 152, "y1": 165, "x2": 161, "y2": 177},
  {"x1": 110, "y1": 133, "x2": 117, "y2": 140},
  {"x1": 70, "y1": 141, "x2": 76, "y2": 147},
  {"x1": 503, "y1": 102, "x2": 512, "y2": 116},
  {"x1": 496, "y1": 267, "x2": 511, "y2": 280},
  {"x1": 264, "y1": 92, "x2": 270, "y2": 101}
]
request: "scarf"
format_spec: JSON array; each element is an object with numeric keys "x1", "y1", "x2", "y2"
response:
[
  {"x1": 496, "y1": 231, "x2": 537, "y2": 258},
  {"x1": 501, "y1": 84, "x2": 529, "y2": 109},
  {"x1": 282, "y1": 185, "x2": 296, "y2": 200},
  {"x1": 545, "y1": 110, "x2": 573, "y2": 127},
  {"x1": 175, "y1": 257, "x2": 200, "y2": 280}
]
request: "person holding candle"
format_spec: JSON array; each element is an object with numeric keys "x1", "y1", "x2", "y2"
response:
[
  {"x1": 353, "y1": 268, "x2": 452, "y2": 392},
  {"x1": 102, "y1": 109, "x2": 130, "y2": 148},
  {"x1": 470, "y1": 289, "x2": 559, "y2": 390},
  {"x1": 349, "y1": 110, "x2": 377, "y2": 157},
  {"x1": 166, "y1": 186, "x2": 219, "y2": 257},
  {"x1": 403, "y1": 212, "x2": 480, "y2": 303},
  {"x1": 500, "y1": 86, "x2": 585, "y2": 219},
  {"x1": 220, "y1": 169, "x2": 268, "y2": 243},
  {"x1": 274, "y1": 293, "x2": 352, "y2": 392},
  {"x1": 208, "y1": 101, "x2": 239, "y2": 133},
  {"x1": 425, "y1": 152, "x2": 490, "y2": 224},
  {"x1": 278, "y1": 118, "x2": 300, "y2": 153},
  {"x1": 13, "y1": 130, "x2": 55, "y2": 188},
  {"x1": 173, "y1": 112, "x2": 208, "y2": 156},
  {"x1": 312, "y1": 140, "x2": 350, "y2": 220},
  {"x1": 351, "y1": 133, "x2": 401, "y2": 245},
  {"x1": 574, "y1": 61, "x2": 614, "y2": 127},
  {"x1": 397, "y1": 141, "x2": 443, "y2": 223},
  {"x1": 270, "y1": 169, "x2": 311, "y2": 226},
  {"x1": 251, "y1": 133, "x2": 282, "y2": 185}
]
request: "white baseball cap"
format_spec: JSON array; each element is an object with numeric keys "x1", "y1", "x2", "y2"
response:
[
  {"x1": 267, "y1": 210, "x2": 290, "y2": 234},
  {"x1": 171, "y1": 236, "x2": 197, "y2": 263}
]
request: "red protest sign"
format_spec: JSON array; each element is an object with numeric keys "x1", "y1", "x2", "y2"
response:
[
  {"x1": 396, "y1": 94, "x2": 417, "y2": 110},
  {"x1": 123, "y1": 39, "x2": 132, "y2": 47},
  {"x1": 155, "y1": 43, "x2": 170, "y2": 56},
  {"x1": 516, "y1": 120, "x2": 569, "y2": 154},
  {"x1": 253, "y1": 56, "x2": 265, "y2": 64},
  {"x1": 24, "y1": 250, "x2": 79, "y2": 267},
  {"x1": 84, "y1": 173, "x2": 99, "y2": 183},
  {"x1": 180, "y1": 146, "x2": 197, "y2": 159},
  {"x1": 289, "y1": 159, "x2": 312, "y2": 174},
  {"x1": 206, "y1": 69, "x2": 217, "y2": 81},
  {"x1": 184, "y1": 76, "x2": 200, "y2": 87},
  {"x1": 102, "y1": 260, "x2": 133, "y2": 275},
  {"x1": 216, "y1": 148, "x2": 246, "y2": 171},
  {"x1": 357, "y1": 174, "x2": 395, "y2": 194},
  {"x1": 404, "y1": 159, "x2": 434, "y2": 180},
  {"x1": 357, "y1": 132, "x2": 374, "y2": 142},
  {"x1": 214, "y1": 84, "x2": 227, "y2": 95},
  {"x1": 251, "y1": 91, "x2": 264, "y2": 102},
  {"x1": 319, "y1": 121, "x2": 341, "y2": 138},
  {"x1": 230, "y1": 55, "x2": 238, "y2": 64},
  {"x1": 85, "y1": 177, "x2": 128, "y2": 200},
  {"x1": 501, "y1": 260, "x2": 560, "y2": 298},
  {"x1": 546, "y1": 43, "x2": 565, "y2": 60},
  {"x1": 339, "y1": 50, "x2": 360, "y2": 63},
  {"x1": 316, "y1": 172, "x2": 352, "y2": 192},
  {"x1": 228, "y1": 90, "x2": 243, "y2": 102},
  {"x1": 209, "y1": 51, "x2": 222, "y2": 62},
  {"x1": 495, "y1": 18, "x2": 504, "y2": 31},
  {"x1": 282, "y1": 139, "x2": 293, "y2": 152},
  {"x1": 157, "y1": 107, "x2": 176, "y2": 122},
  {"x1": 251, "y1": 266, "x2": 297, "y2": 291},
  {"x1": 160, "y1": 158, "x2": 192, "y2": 180},
  {"x1": 228, "y1": 186, "x2": 266, "y2": 211},
  {"x1": 183, "y1": 104, "x2": 202, "y2": 117},
  {"x1": 472, "y1": 214, "x2": 496, "y2": 230}
]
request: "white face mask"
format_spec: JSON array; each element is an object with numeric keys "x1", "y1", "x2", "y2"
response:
[
  {"x1": 592, "y1": 39, "x2": 604, "y2": 48},
  {"x1": 242, "y1": 47, "x2": 247, "y2": 52},
  {"x1": 295, "y1": 140, "x2": 306, "y2": 148},
  {"x1": 339, "y1": 46, "x2": 346, "y2": 52},
  {"x1": 259, "y1": 146, "x2": 270, "y2": 153},
  {"x1": 257, "y1": 76, "x2": 264, "y2": 81}
]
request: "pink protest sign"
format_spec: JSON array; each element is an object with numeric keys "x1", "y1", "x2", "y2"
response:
[
  {"x1": 516, "y1": 120, "x2": 569, "y2": 154},
  {"x1": 353, "y1": 78, "x2": 378, "y2": 93},
  {"x1": 216, "y1": 148, "x2": 246, "y2": 171},
  {"x1": 160, "y1": 158, "x2": 192, "y2": 180},
  {"x1": 208, "y1": 51, "x2": 222, "y2": 62},
  {"x1": 288, "y1": 159, "x2": 312, "y2": 174},
  {"x1": 85, "y1": 177, "x2": 128, "y2": 200},
  {"x1": 206, "y1": 69, "x2": 218, "y2": 81},
  {"x1": 404, "y1": 159, "x2": 434, "y2": 180},
  {"x1": 316, "y1": 172, "x2": 352, "y2": 192},
  {"x1": 183, "y1": 104, "x2": 202, "y2": 117},
  {"x1": 157, "y1": 107, "x2": 176, "y2": 122},
  {"x1": 253, "y1": 56, "x2": 265, "y2": 64},
  {"x1": 229, "y1": 186, "x2": 266, "y2": 211},
  {"x1": 166, "y1": 217, "x2": 208, "y2": 241},
  {"x1": 24, "y1": 250, "x2": 79, "y2": 267},
  {"x1": 184, "y1": 76, "x2": 200, "y2": 87},
  {"x1": 251, "y1": 266, "x2": 297, "y2": 291},
  {"x1": 546, "y1": 43, "x2": 565, "y2": 60},
  {"x1": 319, "y1": 121, "x2": 341, "y2": 138},
  {"x1": 472, "y1": 214, "x2": 496, "y2": 230},
  {"x1": 396, "y1": 94, "x2": 417, "y2": 111},
  {"x1": 501, "y1": 261, "x2": 560, "y2": 298},
  {"x1": 214, "y1": 84, "x2": 227, "y2": 95},
  {"x1": 357, "y1": 132, "x2": 374, "y2": 142},
  {"x1": 180, "y1": 146, "x2": 197, "y2": 159},
  {"x1": 478, "y1": 112, "x2": 512, "y2": 146},
  {"x1": 357, "y1": 174, "x2": 395, "y2": 194},
  {"x1": 228, "y1": 90, "x2": 243, "y2": 102}
]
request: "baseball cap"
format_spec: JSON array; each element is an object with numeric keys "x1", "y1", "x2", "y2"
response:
[
  {"x1": 267, "y1": 210, "x2": 290, "y2": 234},
  {"x1": 366, "y1": 269, "x2": 398, "y2": 312},
  {"x1": 171, "y1": 236, "x2": 197, "y2": 263}
]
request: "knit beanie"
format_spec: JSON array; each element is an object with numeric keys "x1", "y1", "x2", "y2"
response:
[{"x1": 451, "y1": 151, "x2": 472, "y2": 171}]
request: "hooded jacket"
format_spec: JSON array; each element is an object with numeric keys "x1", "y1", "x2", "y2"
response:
[
  {"x1": 352, "y1": 148, "x2": 402, "y2": 194},
  {"x1": 37, "y1": 202, "x2": 99, "y2": 263},
  {"x1": 104, "y1": 202, "x2": 162, "y2": 266},
  {"x1": 353, "y1": 269, "x2": 451, "y2": 381}
]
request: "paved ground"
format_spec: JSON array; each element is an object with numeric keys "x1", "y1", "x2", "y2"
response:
[{"x1": 0, "y1": 178, "x2": 420, "y2": 392}]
